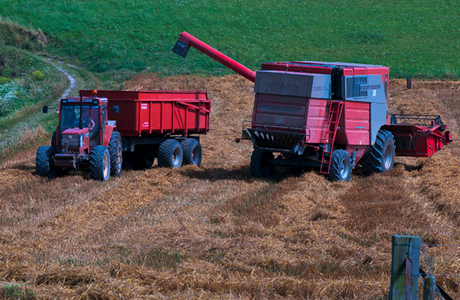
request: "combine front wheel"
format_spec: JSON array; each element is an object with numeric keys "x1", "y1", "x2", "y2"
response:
[
  {"x1": 89, "y1": 146, "x2": 111, "y2": 181},
  {"x1": 329, "y1": 149, "x2": 352, "y2": 182},
  {"x1": 361, "y1": 129, "x2": 395, "y2": 175},
  {"x1": 251, "y1": 150, "x2": 274, "y2": 178}
]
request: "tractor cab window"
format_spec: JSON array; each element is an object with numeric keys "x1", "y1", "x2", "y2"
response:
[
  {"x1": 61, "y1": 105, "x2": 100, "y2": 145},
  {"x1": 61, "y1": 105, "x2": 99, "y2": 131}
]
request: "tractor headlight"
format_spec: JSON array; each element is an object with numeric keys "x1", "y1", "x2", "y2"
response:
[{"x1": 79, "y1": 134, "x2": 84, "y2": 147}]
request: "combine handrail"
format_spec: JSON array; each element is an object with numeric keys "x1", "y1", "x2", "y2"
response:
[{"x1": 172, "y1": 31, "x2": 256, "y2": 83}]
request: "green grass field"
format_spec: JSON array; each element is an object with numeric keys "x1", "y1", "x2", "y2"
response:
[{"x1": 1, "y1": 0, "x2": 459, "y2": 79}]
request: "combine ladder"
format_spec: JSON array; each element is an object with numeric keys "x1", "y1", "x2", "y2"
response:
[{"x1": 320, "y1": 101, "x2": 344, "y2": 174}]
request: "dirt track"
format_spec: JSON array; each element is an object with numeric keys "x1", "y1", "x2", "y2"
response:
[{"x1": 1, "y1": 75, "x2": 459, "y2": 299}]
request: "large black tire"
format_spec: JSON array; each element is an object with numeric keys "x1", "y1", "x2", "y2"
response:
[
  {"x1": 158, "y1": 139, "x2": 183, "y2": 168},
  {"x1": 51, "y1": 131, "x2": 57, "y2": 152},
  {"x1": 36, "y1": 146, "x2": 55, "y2": 177},
  {"x1": 109, "y1": 132, "x2": 122, "y2": 176},
  {"x1": 181, "y1": 138, "x2": 202, "y2": 166},
  {"x1": 360, "y1": 129, "x2": 395, "y2": 175},
  {"x1": 251, "y1": 150, "x2": 275, "y2": 178},
  {"x1": 89, "y1": 146, "x2": 111, "y2": 181},
  {"x1": 329, "y1": 149, "x2": 352, "y2": 182}
]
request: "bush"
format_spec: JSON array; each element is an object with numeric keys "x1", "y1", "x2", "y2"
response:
[
  {"x1": 32, "y1": 70, "x2": 44, "y2": 81},
  {"x1": 0, "y1": 76, "x2": 11, "y2": 84},
  {"x1": 0, "y1": 81, "x2": 24, "y2": 117}
]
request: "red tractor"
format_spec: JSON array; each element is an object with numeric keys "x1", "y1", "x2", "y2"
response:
[
  {"x1": 36, "y1": 93, "x2": 122, "y2": 181},
  {"x1": 173, "y1": 32, "x2": 453, "y2": 181}
]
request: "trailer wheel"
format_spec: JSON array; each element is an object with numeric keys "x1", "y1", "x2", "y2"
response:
[
  {"x1": 361, "y1": 129, "x2": 395, "y2": 175},
  {"x1": 89, "y1": 146, "x2": 111, "y2": 181},
  {"x1": 182, "y1": 138, "x2": 202, "y2": 166},
  {"x1": 251, "y1": 150, "x2": 274, "y2": 178},
  {"x1": 109, "y1": 132, "x2": 122, "y2": 176},
  {"x1": 158, "y1": 139, "x2": 183, "y2": 168},
  {"x1": 36, "y1": 145, "x2": 55, "y2": 177},
  {"x1": 329, "y1": 149, "x2": 352, "y2": 182}
]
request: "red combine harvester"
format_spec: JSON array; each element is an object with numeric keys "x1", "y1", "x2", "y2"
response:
[
  {"x1": 173, "y1": 32, "x2": 452, "y2": 181},
  {"x1": 36, "y1": 90, "x2": 210, "y2": 181}
]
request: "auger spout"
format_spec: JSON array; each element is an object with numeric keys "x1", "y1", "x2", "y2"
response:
[{"x1": 172, "y1": 31, "x2": 256, "y2": 83}]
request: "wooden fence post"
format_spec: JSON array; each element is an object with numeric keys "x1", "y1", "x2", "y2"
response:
[
  {"x1": 422, "y1": 275, "x2": 436, "y2": 300},
  {"x1": 389, "y1": 235, "x2": 422, "y2": 300}
]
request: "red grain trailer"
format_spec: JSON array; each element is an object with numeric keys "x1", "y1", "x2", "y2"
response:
[{"x1": 80, "y1": 89, "x2": 211, "y2": 169}]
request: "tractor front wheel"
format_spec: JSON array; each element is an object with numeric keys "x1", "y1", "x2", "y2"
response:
[
  {"x1": 109, "y1": 132, "x2": 122, "y2": 176},
  {"x1": 158, "y1": 139, "x2": 183, "y2": 168},
  {"x1": 89, "y1": 146, "x2": 111, "y2": 181},
  {"x1": 36, "y1": 145, "x2": 55, "y2": 177},
  {"x1": 329, "y1": 149, "x2": 352, "y2": 182},
  {"x1": 360, "y1": 129, "x2": 395, "y2": 175},
  {"x1": 181, "y1": 138, "x2": 202, "y2": 166},
  {"x1": 251, "y1": 150, "x2": 274, "y2": 178}
]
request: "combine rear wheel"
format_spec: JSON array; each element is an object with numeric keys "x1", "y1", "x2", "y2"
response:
[
  {"x1": 360, "y1": 129, "x2": 395, "y2": 175},
  {"x1": 182, "y1": 138, "x2": 202, "y2": 166},
  {"x1": 329, "y1": 149, "x2": 352, "y2": 182},
  {"x1": 36, "y1": 146, "x2": 55, "y2": 177},
  {"x1": 89, "y1": 146, "x2": 111, "y2": 181},
  {"x1": 158, "y1": 139, "x2": 183, "y2": 168},
  {"x1": 251, "y1": 150, "x2": 274, "y2": 178},
  {"x1": 109, "y1": 132, "x2": 122, "y2": 176}
]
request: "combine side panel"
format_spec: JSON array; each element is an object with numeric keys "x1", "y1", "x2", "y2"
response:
[{"x1": 306, "y1": 99, "x2": 329, "y2": 143}]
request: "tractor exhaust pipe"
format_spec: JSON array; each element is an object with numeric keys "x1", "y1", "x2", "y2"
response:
[{"x1": 172, "y1": 31, "x2": 256, "y2": 83}]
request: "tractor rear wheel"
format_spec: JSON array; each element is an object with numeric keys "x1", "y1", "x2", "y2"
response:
[
  {"x1": 158, "y1": 139, "x2": 183, "y2": 168},
  {"x1": 360, "y1": 129, "x2": 395, "y2": 175},
  {"x1": 181, "y1": 138, "x2": 202, "y2": 166},
  {"x1": 329, "y1": 149, "x2": 352, "y2": 182},
  {"x1": 36, "y1": 145, "x2": 55, "y2": 177},
  {"x1": 251, "y1": 150, "x2": 274, "y2": 178},
  {"x1": 89, "y1": 146, "x2": 111, "y2": 181},
  {"x1": 109, "y1": 132, "x2": 122, "y2": 176}
]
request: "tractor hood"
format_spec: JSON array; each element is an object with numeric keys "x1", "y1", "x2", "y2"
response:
[{"x1": 62, "y1": 127, "x2": 89, "y2": 135}]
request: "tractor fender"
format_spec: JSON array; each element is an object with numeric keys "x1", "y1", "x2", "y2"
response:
[{"x1": 102, "y1": 125, "x2": 116, "y2": 147}]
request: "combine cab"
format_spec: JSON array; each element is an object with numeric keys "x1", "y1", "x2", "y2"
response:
[{"x1": 173, "y1": 32, "x2": 453, "y2": 181}]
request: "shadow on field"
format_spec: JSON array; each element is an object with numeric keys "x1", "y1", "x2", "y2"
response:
[
  {"x1": 179, "y1": 165, "x2": 313, "y2": 182},
  {"x1": 11, "y1": 163, "x2": 35, "y2": 171},
  {"x1": 179, "y1": 166, "x2": 253, "y2": 181}
]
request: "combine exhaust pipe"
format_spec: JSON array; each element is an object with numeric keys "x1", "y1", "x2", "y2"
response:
[{"x1": 172, "y1": 31, "x2": 256, "y2": 83}]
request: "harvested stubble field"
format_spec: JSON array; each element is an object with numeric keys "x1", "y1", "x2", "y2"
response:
[{"x1": 1, "y1": 75, "x2": 460, "y2": 299}]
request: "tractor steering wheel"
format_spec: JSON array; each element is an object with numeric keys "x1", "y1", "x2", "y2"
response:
[{"x1": 72, "y1": 119, "x2": 89, "y2": 128}]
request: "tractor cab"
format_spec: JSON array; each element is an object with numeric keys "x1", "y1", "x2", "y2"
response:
[
  {"x1": 56, "y1": 96, "x2": 109, "y2": 153},
  {"x1": 39, "y1": 91, "x2": 120, "y2": 181},
  {"x1": 60, "y1": 103, "x2": 102, "y2": 147}
]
